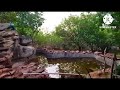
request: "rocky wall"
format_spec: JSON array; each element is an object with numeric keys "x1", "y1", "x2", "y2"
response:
[
  {"x1": 0, "y1": 29, "x2": 19, "y2": 68},
  {"x1": 0, "y1": 29, "x2": 48, "y2": 78}
]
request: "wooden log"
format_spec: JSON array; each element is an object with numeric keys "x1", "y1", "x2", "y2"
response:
[{"x1": 23, "y1": 72, "x2": 81, "y2": 76}]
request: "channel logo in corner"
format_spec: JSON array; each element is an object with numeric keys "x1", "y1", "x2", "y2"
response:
[
  {"x1": 100, "y1": 13, "x2": 116, "y2": 29},
  {"x1": 103, "y1": 13, "x2": 114, "y2": 25}
]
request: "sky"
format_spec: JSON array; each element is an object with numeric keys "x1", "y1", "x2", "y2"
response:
[{"x1": 41, "y1": 12, "x2": 84, "y2": 33}]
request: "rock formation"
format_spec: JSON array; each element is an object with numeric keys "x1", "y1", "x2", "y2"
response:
[
  {"x1": 0, "y1": 23, "x2": 48, "y2": 78},
  {"x1": 0, "y1": 30, "x2": 17, "y2": 68}
]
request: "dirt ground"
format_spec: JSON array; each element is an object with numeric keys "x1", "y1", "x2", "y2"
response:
[{"x1": 86, "y1": 68, "x2": 111, "y2": 78}]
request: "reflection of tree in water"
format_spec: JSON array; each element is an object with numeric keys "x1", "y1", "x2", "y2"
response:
[{"x1": 49, "y1": 58, "x2": 106, "y2": 74}]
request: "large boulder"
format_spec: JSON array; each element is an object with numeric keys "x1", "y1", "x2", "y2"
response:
[
  {"x1": 19, "y1": 35, "x2": 32, "y2": 46},
  {"x1": 0, "y1": 23, "x2": 10, "y2": 30},
  {"x1": 18, "y1": 45, "x2": 36, "y2": 58}
]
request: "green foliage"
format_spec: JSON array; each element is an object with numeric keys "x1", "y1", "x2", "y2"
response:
[
  {"x1": 112, "y1": 31, "x2": 120, "y2": 46},
  {"x1": 46, "y1": 33, "x2": 63, "y2": 49},
  {"x1": 55, "y1": 13, "x2": 100, "y2": 51},
  {"x1": 0, "y1": 12, "x2": 44, "y2": 39},
  {"x1": 0, "y1": 12, "x2": 17, "y2": 22},
  {"x1": 54, "y1": 12, "x2": 120, "y2": 52},
  {"x1": 15, "y1": 12, "x2": 44, "y2": 37},
  {"x1": 33, "y1": 30, "x2": 47, "y2": 46},
  {"x1": 1, "y1": 12, "x2": 120, "y2": 52}
]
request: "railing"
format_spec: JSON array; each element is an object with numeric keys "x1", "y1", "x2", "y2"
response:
[{"x1": 23, "y1": 72, "x2": 84, "y2": 78}]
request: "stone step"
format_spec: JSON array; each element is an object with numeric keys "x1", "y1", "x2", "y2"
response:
[
  {"x1": 0, "y1": 37, "x2": 3, "y2": 41},
  {"x1": 0, "y1": 57, "x2": 6, "y2": 63},
  {"x1": 0, "y1": 54, "x2": 5, "y2": 58},
  {"x1": 0, "y1": 44, "x2": 3, "y2": 47},
  {"x1": 0, "y1": 59, "x2": 12, "y2": 68},
  {"x1": 0, "y1": 38, "x2": 3, "y2": 41},
  {"x1": 0, "y1": 65, "x2": 5, "y2": 69},
  {"x1": 0, "y1": 41, "x2": 4, "y2": 44},
  {"x1": 0, "y1": 51, "x2": 10, "y2": 58},
  {"x1": 0, "y1": 31, "x2": 5, "y2": 36},
  {"x1": 0, "y1": 47, "x2": 9, "y2": 51},
  {"x1": 2, "y1": 31, "x2": 15, "y2": 38},
  {"x1": 3, "y1": 41, "x2": 14, "y2": 48}
]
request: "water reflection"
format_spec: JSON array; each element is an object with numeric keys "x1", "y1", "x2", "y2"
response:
[
  {"x1": 47, "y1": 58, "x2": 110, "y2": 75},
  {"x1": 38, "y1": 56, "x2": 110, "y2": 78},
  {"x1": 45, "y1": 64, "x2": 60, "y2": 78}
]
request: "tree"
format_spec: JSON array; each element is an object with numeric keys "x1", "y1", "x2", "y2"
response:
[
  {"x1": 55, "y1": 13, "x2": 100, "y2": 51},
  {"x1": 15, "y1": 12, "x2": 44, "y2": 38},
  {"x1": 109, "y1": 12, "x2": 120, "y2": 48},
  {"x1": 54, "y1": 12, "x2": 116, "y2": 53},
  {"x1": 0, "y1": 12, "x2": 45, "y2": 38},
  {"x1": 0, "y1": 12, "x2": 17, "y2": 22},
  {"x1": 0, "y1": 12, "x2": 45, "y2": 47}
]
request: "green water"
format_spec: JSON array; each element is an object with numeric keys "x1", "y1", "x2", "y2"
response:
[
  {"x1": 47, "y1": 58, "x2": 110, "y2": 74},
  {"x1": 38, "y1": 56, "x2": 110, "y2": 75}
]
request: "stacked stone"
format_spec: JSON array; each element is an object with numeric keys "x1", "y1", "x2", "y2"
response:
[
  {"x1": 0, "y1": 29, "x2": 48, "y2": 78},
  {"x1": 0, "y1": 29, "x2": 19, "y2": 65},
  {"x1": 0, "y1": 23, "x2": 49, "y2": 78}
]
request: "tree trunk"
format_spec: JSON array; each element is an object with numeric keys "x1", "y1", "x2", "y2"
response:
[
  {"x1": 106, "y1": 46, "x2": 110, "y2": 53},
  {"x1": 78, "y1": 46, "x2": 82, "y2": 52},
  {"x1": 103, "y1": 47, "x2": 107, "y2": 73},
  {"x1": 101, "y1": 47, "x2": 105, "y2": 54},
  {"x1": 91, "y1": 45, "x2": 94, "y2": 52},
  {"x1": 101, "y1": 46, "x2": 110, "y2": 54}
]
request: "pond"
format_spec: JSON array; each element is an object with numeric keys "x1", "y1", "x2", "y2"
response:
[
  {"x1": 48, "y1": 58, "x2": 110, "y2": 73},
  {"x1": 38, "y1": 56, "x2": 110, "y2": 78}
]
